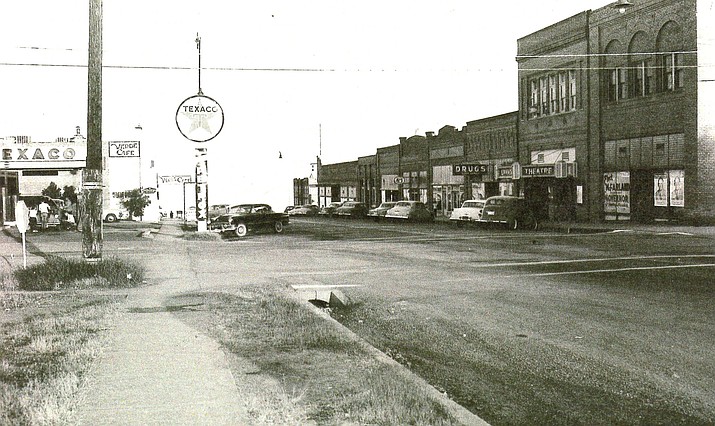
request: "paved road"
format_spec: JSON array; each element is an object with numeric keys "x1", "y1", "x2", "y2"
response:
[{"x1": 3, "y1": 218, "x2": 714, "y2": 424}]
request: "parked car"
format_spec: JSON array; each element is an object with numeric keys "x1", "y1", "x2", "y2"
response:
[
  {"x1": 104, "y1": 207, "x2": 130, "y2": 223},
  {"x1": 288, "y1": 204, "x2": 320, "y2": 216},
  {"x1": 208, "y1": 204, "x2": 230, "y2": 220},
  {"x1": 319, "y1": 201, "x2": 344, "y2": 216},
  {"x1": 208, "y1": 203, "x2": 289, "y2": 237},
  {"x1": 385, "y1": 200, "x2": 434, "y2": 222},
  {"x1": 334, "y1": 201, "x2": 368, "y2": 218},
  {"x1": 479, "y1": 196, "x2": 538, "y2": 230},
  {"x1": 449, "y1": 200, "x2": 486, "y2": 226},
  {"x1": 20, "y1": 196, "x2": 74, "y2": 230},
  {"x1": 367, "y1": 202, "x2": 397, "y2": 221}
]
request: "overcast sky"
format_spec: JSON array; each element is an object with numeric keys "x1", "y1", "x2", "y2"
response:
[{"x1": 1, "y1": 0, "x2": 602, "y2": 208}]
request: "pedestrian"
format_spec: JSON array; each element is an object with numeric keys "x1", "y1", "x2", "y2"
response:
[{"x1": 38, "y1": 197, "x2": 51, "y2": 230}]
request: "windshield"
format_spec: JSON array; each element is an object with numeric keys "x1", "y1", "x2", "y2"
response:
[
  {"x1": 395, "y1": 201, "x2": 411, "y2": 207},
  {"x1": 463, "y1": 201, "x2": 484, "y2": 208},
  {"x1": 229, "y1": 205, "x2": 252, "y2": 213}
]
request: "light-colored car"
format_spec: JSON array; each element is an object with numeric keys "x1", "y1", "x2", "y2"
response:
[
  {"x1": 480, "y1": 196, "x2": 538, "y2": 230},
  {"x1": 288, "y1": 204, "x2": 320, "y2": 216},
  {"x1": 367, "y1": 202, "x2": 396, "y2": 221},
  {"x1": 449, "y1": 200, "x2": 485, "y2": 225},
  {"x1": 385, "y1": 200, "x2": 434, "y2": 222},
  {"x1": 104, "y1": 207, "x2": 130, "y2": 223}
]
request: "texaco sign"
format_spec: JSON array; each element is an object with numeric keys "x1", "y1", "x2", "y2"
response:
[{"x1": 175, "y1": 94, "x2": 224, "y2": 142}]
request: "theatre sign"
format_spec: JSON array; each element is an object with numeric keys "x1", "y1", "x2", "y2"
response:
[{"x1": 1, "y1": 139, "x2": 87, "y2": 169}]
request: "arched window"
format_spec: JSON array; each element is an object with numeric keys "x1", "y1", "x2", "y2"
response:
[
  {"x1": 604, "y1": 40, "x2": 626, "y2": 102},
  {"x1": 656, "y1": 21, "x2": 684, "y2": 91},
  {"x1": 628, "y1": 31, "x2": 654, "y2": 97}
]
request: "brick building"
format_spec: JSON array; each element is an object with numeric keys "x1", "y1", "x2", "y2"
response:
[{"x1": 309, "y1": 0, "x2": 713, "y2": 223}]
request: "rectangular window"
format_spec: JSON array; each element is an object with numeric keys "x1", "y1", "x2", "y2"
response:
[
  {"x1": 540, "y1": 77, "x2": 548, "y2": 115},
  {"x1": 607, "y1": 69, "x2": 617, "y2": 102},
  {"x1": 569, "y1": 70, "x2": 577, "y2": 110},
  {"x1": 530, "y1": 79, "x2": 539, "y2": 117},
  {"x1": 559, "y1": 72, "x2": 568, "y2": 111},
  {"x1": 662, "y1": 53, "x2": 684, "y2": 91},
  {"x1": 631, "y1": 62, "x2": 644, "y2": 97},
  {"x1": 618, "y1": 68, "x2": 628, "y2": 100},
  {"x1": 549, "y1": 75, "x2": 558, "y2": 113}
]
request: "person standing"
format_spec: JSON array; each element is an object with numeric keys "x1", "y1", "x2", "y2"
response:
[{"x1": 38, "y1": 198, "x2": 51, "y2": 230}]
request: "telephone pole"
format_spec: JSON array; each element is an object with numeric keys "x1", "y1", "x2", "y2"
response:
[{"x1": 82, "y1": 0, "x2": 103, "y2": 260}]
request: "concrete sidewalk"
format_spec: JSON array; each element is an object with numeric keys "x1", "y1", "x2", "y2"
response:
[{"x1": 73, "y1": 224, "x2": 251, "y2": 425}]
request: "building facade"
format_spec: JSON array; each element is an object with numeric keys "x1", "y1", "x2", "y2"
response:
[{"x1": 311, "y1": 0, "x2": 713, "y2": 223}]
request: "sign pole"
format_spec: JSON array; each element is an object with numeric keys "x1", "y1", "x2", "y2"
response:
[
  {"x1": 195, "y1": 148, "x2": 208, "y2": 232},
  {"x1": 83, "y1": 0, "x2": 103, "y2": 261},
  {"x1": 21, "y1": 233, "x2": 27, "y2": 269},
  {"x1": 15, "y1": 200, "x2": 29, "y2": 268},
  {"x1": 175, "y1": 34, "x2": 224, "y2": 232}
]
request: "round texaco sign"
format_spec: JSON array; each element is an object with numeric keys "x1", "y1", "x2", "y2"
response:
[{"x1": 176, "y1": 94, "x2": 224, "y2": 142}]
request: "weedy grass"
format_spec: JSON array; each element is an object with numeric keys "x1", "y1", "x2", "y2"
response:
[
  {"x1": 181, "y1": 231, "x2": 221, "y2": 241},
  {"x1": 1, "y1": 256, "x2": 142, "y2": 424},
  {"x1": 13, "y1": 255, "x2": 144, "y2": 291},
  {"x1": 170, "y1": 288, "x2": 460, "y2": 425},
  {"x1": 0, "y1": 293, "x2": 124, "y2": 425}
]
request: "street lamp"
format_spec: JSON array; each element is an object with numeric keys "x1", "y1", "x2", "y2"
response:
[{"x1": 612, "y1": 0, "x2": 633, "y2": 13}]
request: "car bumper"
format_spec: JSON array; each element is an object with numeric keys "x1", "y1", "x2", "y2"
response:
[{"x1": 208, "y1": 222, "x2": 236, "y2": 233}]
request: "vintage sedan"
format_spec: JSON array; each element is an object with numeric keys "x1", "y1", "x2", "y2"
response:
[
  {"x1": 318, "y1": 201, "x2": 344, "y2": 216},
  {"x1": 288, "y1": 204, "x2": 320, "y2": 216},
  {"x1": 367, "y1": 201, "x2": 397, "y2": 221},
  {"x1": 479, "y1": 196, "x2": 538, "y2": 230},
  {"x1": 334, "y1": 201, "x2": 368, "y2": 218},
  {"x1": 449, "y1": 200, "x2": 486, "y2": 225},
  {"x1": 385, "y1": 200, "x2": 434, "y2": 222},
  {"x1": 209, "y1": 203, "x2": 289, "y2": 237}
]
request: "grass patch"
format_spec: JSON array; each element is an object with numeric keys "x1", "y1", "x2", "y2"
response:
[
  {"x1": 169, "y1": 288, "x2": 462, "y2": 425},
  {"x1": 181, "y1": 231, "x2": 221, "y2": 241},
  {"x1": 0, "y1": 292, "x2": 125, "y2": 425},
  {"x1": 13, "y1": 256, "x2": 144, "y2": 291}
]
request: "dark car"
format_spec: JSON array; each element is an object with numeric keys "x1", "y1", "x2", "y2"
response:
[
  {"x1": 334, "y1": 201, "x2": 368, "y2": 218},
  {"x1": 288, "y1": 204, "x2": 320, "y2": 216},
  {"x1": 208, "y1": 203, "x2": 289, "y2": 237},
  {"x1": 367, "y1": 202, "x2": 396, "y2": 221},
  {"x1": 319, "y1": 201, "x2": 344, "y2": 216},
  {"x1": 479, "y1": 196, "x2": 538, "y2": 230},
  {"x1": 384, "y1": 201, "x2": 434, "y2": 222}
]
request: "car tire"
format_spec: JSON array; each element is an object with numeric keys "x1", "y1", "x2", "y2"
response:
[
  {"x1": 508, "y1": 218, "x2": 518, "y2": 230},
  {"x1": 105, "y1": 213, "x2": 117, "y2": 223},
  {"x1": 274, "y1": 221, "x2": 284, "y2": 233},
  {"x1": 235, "y1": 223, "x2": 248, "y2": 237}
]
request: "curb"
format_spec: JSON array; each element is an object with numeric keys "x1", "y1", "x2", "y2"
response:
[{"x1": 284, "y1": 287, "x2": 489, "y2": 426}]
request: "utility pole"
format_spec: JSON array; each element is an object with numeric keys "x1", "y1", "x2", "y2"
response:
[{"x1": 82, "y1": 0, "x2": 103, "y2": 260}]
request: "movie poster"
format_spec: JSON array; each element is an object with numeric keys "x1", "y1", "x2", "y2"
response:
[
  {"x1": 604, "y1": 172, "x2": 630, "y2": 217},
  {"x1": 669, "y1": 170, "x2": 684, "y2": 207},
  {"x1": 654, "y1": 173, "x2": 668, "y2": 207}
]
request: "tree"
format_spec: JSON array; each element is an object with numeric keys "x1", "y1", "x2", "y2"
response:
[
  {"x1": 62, "y1": 186, "x2": 78, "y2": 204},
  {"x1": 41, "y1": 182, "x2": 62, "y2": 200},
  {"x1": 121, "y1": 188, "x2": 151, "y2": 219}
]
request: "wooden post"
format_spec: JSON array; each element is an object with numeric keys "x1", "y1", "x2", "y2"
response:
[{"x1": 83, "y1": 0, "x2": 103, "y2": 261}]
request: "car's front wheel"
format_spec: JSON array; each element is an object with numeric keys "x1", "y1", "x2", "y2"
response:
[
  {"x1": 105, "y1": 213, "x2": 117, "y2": 223},
  {"x1": 235, "y1": 223, "x2": 248, "y2": 237},
  {"x1": 274, "y1": 221, "x2": 284, "y2": 233}
]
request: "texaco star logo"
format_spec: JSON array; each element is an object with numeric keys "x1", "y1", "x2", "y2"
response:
[{"x1": 176, "y1": 94, "x2": 224, "y2": 142}]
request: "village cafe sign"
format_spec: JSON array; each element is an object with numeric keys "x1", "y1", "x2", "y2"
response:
[{"x1": 176, "y1": 94, "x2": 224, "y2": 142}]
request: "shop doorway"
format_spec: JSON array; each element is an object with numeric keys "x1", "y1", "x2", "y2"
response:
[{"x1": 524, "y1": 178, "x2": 576, "y2": 222}]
